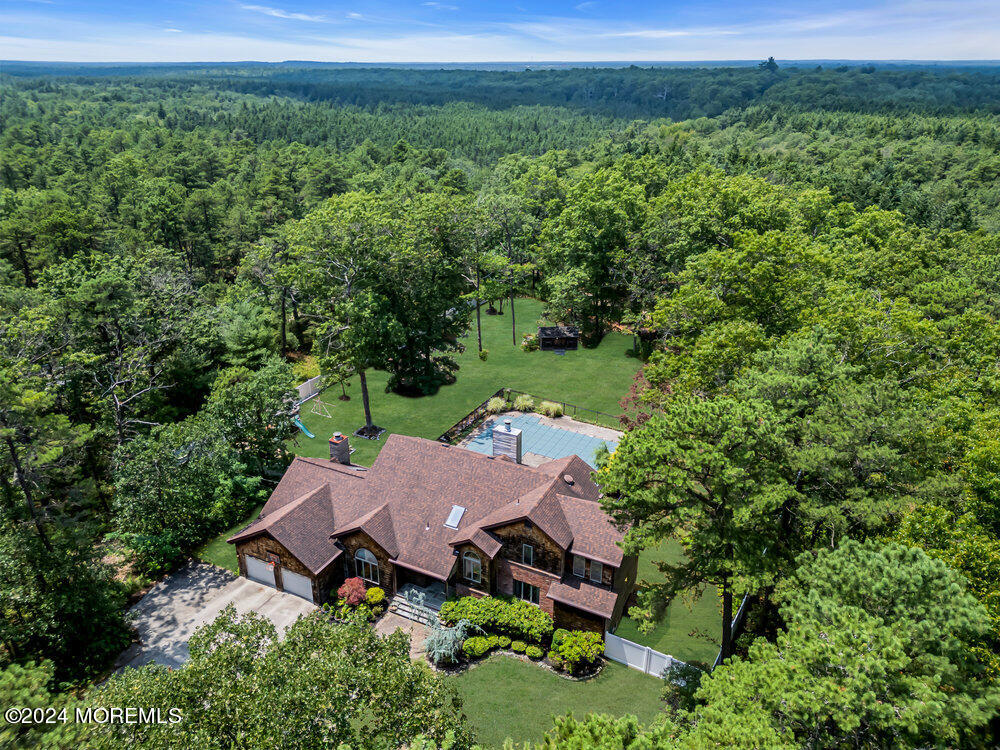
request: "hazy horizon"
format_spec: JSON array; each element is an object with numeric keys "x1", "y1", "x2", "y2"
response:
[{"x1": 2, "y1": 0, "x2": 998, "y2": 64}]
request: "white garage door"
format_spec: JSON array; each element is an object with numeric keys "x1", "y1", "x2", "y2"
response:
[
  {"x1": 246, "y1": 556, "x2": 276, "y2": 587},
  {"x1": 281, "y1": 569, "x2": 314, "y2": 602}
]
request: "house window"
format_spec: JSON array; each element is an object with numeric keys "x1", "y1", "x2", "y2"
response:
[
  {"x1": 573, "y1": 555, "x2": 586, "y2": 578},
  {"x1": 463, "y1": 551, "x2": 481, "y2": 583},
  {"x1": 521, "y1": 543, "x2": 534, "y2": 566},
  {"x1": 513, "y1": 579, "x2": 540, "y2": 605},
  {"x1": 589, "y1": 560, "x2": 603, "y2": 584},
  {"x1": 355, "y1": 548, "x2": 379, "y2": 584}
]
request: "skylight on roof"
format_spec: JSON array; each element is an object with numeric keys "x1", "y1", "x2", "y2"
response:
[{"x1": 444, "y1": 505, "x2": 466, "y2": 529}]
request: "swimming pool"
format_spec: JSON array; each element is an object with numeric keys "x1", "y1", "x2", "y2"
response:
[{"x1": 464, "y1": 413, "x2": 616, "y2": 469}]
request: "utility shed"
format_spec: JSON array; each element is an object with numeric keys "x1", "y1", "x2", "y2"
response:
[{"x1": 538, "y1": 325, "x2": 580, "y2": 351}]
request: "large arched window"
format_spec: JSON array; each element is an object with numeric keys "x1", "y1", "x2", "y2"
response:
[
  {"x1": 355, "y1": 548, "x2": 379, "y2": 584},
  {"x1": 463, "y1": 551, "x2": 481, "y2": 583}
]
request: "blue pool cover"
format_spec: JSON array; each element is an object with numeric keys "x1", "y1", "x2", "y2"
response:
[{"x1": 465, "y1": 414, "x2": 616, "y2": 469}]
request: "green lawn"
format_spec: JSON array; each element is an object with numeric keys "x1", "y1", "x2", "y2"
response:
[
  {"x1": 450, "y1": 655, "x2": 664, "y2": 749},
  {"x1": 612, "y1": 539, "x2": 720, "y2": 666},
  {"x1": 291, "y1": 298, "x2": 640, "y2": 466},
  {"x1": 195, "y1": 503, "x2": 264, "y2": 573}
]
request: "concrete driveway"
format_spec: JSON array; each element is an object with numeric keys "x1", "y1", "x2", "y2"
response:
[{"x1": 115, "y1": 561, "x2": 316, "y2": 670}]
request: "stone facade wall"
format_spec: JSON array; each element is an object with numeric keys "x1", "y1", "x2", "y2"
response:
[
  {"x1": 339, "y1": 530, "x2": 395, "y2": 594},
  {"x1": 493, "y1": 521, "x2": 564, "y2": 577},
  {"x1": 454, "y1": 543, "x2": 491, "y2": 594},
  {"x1": 236, "y1": 534, "x2": 335, "y2": 604},
  {"x1": 552, "y1": 602, "x2": 605, "y2": 634},
  {"x1": 495, "y1": 558, "x2": 560, "y2": 616}
]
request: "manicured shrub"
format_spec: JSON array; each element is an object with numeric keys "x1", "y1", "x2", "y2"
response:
[
  {"x1": 365, "y1": 586, "x2": 386, "y2": 606},
  {"x1": 479, "y1": 349, "x2": 489, "y2": 362},
  {"x1": 520, "y1": 333, "x2": 539, "y2": 352},
  {"x1": 337, "y1": 577, "x2": 366, "y2": 607},
  {"x1": 547, "y1": 650, "x2": 563, "y2": 670},
  {"x1": 552, "y1": 629, "x2": 570, "y2": 649},
  {"x1": 526, "y1": 645, "x2": 544, "y2": 660},
  {"x1": 487, "y1": 635, "x2": 500, "y2": 650},
  {"x1": 486, "y1": 396, "x2": 507, "y2": 414},
  {"x1": 498, "y1": 636, "x2": 511, "y2": 649},
  {"x1": 439, "y1": 595, "x2": 554, "y2": 642},
  {"x1": 511, "y1": 640, "x2": 526, "y2": 653},
  {"x1": 463, "y1": 636, "x2": 491, "y2": 659},
  {"x1": 554, "y1": 630, "x2": 604, "y2": 675},
  {"x1": 538, "y1": 401, "x2": 564, "y2": 418},
  {"x1": 513, "y1": 394, "x2": 535, "y2": 412}
]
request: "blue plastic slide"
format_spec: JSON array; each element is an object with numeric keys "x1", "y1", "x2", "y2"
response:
[{"x1": 292, "y1": 417, "x2": 315, "y2": 439}]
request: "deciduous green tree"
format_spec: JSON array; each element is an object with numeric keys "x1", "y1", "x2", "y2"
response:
[{"x1": 92, "y1": 607, "x2": 472, "y2": 750}]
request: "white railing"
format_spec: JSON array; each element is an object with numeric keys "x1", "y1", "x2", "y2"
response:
[
  {"x1": 296, "y1": 375, "x2": 323, "y2": 404},
  {"x1": 605, "y1": 631, "x2": 680, "y2": 677}
]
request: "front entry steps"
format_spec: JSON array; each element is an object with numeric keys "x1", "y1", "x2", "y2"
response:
[{"x1": 389, "y1": 583, "x2": 447, "y2": 626}]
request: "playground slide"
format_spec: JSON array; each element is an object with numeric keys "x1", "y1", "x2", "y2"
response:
[{"x1": 292, "y1": 417, "x2": 315, "y2": 439}]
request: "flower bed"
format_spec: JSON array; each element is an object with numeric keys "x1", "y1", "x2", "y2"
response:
[
  {"x1": 322, "y1": 577, "x2": 387, "y2": 623},
  {"x1": 435, "y1": 595, "x2": 604, "y2": 677}
]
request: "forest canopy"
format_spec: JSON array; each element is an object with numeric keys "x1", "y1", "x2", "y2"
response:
[{"x1": 1, "y1": 62, "x2": 999, "y2": 748}]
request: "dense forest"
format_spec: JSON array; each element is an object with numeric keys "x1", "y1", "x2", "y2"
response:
[{"x1": 2, "y1": 63, "x2": 999, "y2": 748}]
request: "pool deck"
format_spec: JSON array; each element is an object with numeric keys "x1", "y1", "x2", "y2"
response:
[{"x1": 457, "y1": 411, "x2": 622, "y2": 469}]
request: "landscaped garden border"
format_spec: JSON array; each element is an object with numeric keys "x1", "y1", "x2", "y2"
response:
[{"x1": 428, "y1": 595, "x2": 606, "y2": 679}]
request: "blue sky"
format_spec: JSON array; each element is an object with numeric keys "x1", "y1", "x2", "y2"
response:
[{"x1": 1, "y1": 0, "x2": 998, "y2": 62}]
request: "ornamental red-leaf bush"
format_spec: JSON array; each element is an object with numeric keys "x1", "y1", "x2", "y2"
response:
[{"x1": 337, "y1": 576, "x2": 367, "y2": 606}]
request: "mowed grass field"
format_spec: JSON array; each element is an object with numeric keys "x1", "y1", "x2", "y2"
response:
[
  {"x1": 195, "y1": 503, "x2": 264, "y2": 573},
  {"x1": 291, "y1": 298, "x2": 640, "y2": 466},
  {"x1": 450, "y1": 655, "x2": 664, "y2": 749},
  {"x1": 613, "y1": 539, "x2": 721, "y2": 665}
]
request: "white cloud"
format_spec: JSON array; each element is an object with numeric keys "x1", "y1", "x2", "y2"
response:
[
  {"x1": 346, "y1": 12, "x2": 363, "y2": 20},
  {"x1": 163, "y1": 28, "x2": 183, "y2": 33},
  {"x1": 240, "y1": 4, "x2": 327, "y2": 22},
  {"x1": 422, "y1": 2, "x2": 459, "y2": 10}
]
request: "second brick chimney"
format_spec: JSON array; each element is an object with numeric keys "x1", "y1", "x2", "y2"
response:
[{"x1": 329, "y1": 432, "x2": 351, "y2": 465}]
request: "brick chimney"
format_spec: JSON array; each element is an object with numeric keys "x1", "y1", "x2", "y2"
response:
[{"x1": 329, "y1": 432, "x2": 351, "y2": 465}]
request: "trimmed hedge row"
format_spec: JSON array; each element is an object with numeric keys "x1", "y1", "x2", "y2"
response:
[{"x1": 440, "y1": 595, "x2": 554, "y2": 643}]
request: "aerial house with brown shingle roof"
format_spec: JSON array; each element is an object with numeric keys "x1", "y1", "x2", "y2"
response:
[{"x1": 228, "y1": 433, "x2": 637, "y2": 633}]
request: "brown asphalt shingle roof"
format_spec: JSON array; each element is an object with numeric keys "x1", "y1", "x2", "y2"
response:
[
  {"x1": 229, "y1": 434, "x2": 625, "y2": 611},
  {"x1": 534, "y1": 455, "x2": 603, "y2": 501},
  {"x1": 332, "y1": 502, "x2": 399, "y2": 557},
  {"x1": 229, "y1": 484, "x2": 340, "y2": 575},
  {"x1": 560, "y1": 495, "x2": 624, "y2": 567},
  {"x1": 546, "y1": 578, "x2": 619, "y2": 619},
  {"x1": 260, "y1": 456, "x2": 366, "y2": 516}
]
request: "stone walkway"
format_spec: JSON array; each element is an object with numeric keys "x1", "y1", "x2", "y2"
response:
[{"x1": 375, "y1": 612, "x2": 431, "y2": 660}]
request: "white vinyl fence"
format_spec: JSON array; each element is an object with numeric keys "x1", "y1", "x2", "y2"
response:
[
  {"x1": 605, "y1": 631, "x2": 679, "y2": 677},
  {"x1": 296, "y1": 375, "x2": 323, "y2": 404}
]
